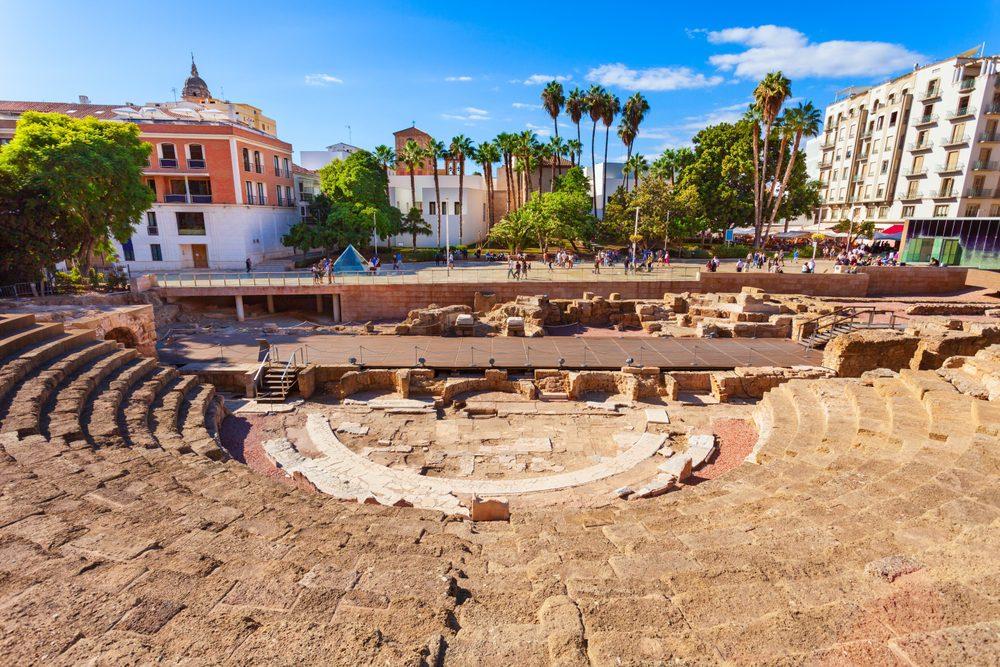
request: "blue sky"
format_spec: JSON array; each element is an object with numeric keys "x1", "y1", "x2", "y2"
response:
[{"x1": 3, "y1": 1, "x2": 998, "y2": 166}]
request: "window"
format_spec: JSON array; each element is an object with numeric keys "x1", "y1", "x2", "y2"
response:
[
  {"x1": 242, "y1": 148, "x2": 251, "y2": 171},
  {"x1": 285, "y1": 186, "x2": 292, "y2": 204},
  {"x1": 933, "y1": 205, "x2": 949, "y2": 217},
  {"x1": 889, "y1": 111, "x2": 898, "y2": 127},
  {"x1": 282, "y1": 158, "x2": 290, "y2": 177},
  {"x1": 146, "y1": 178, "x2": 156, "y2": 196},
  {"x1": 876, "y1": 116, "x2": 884, "y2": 130},
  {"x1": 273, "y1": 155, "x2": 280, "y2": 176},
  {"x1": 176, "y1": 211, "x2": 206, "y2": 236},
  {"x1": 146, "y1": 211, "x2": 159, "y2": 235},
  {"x1": 878, "y1": 206, "x2": 888, "y2": 218},
  {"x1": 916, "y1": 130, "x2": 928, "y2": 148},
  {"x1": 940, "y1": 177, "x2": 955, "y2": 196},
  {"x1": 276, "y1": 186, "x2": 284, "y2": 206},
  {"x1": 945, "y1": 151, "x2": 960, "y2": 169},
  {"x1": 911, "y1": 155, "x2": 924, "y2": 173},
  {"x1": 926, "y1": 80, "x2": 939, "y2": 96},
  {"x1": 159, "y1": 143, "x2": 177, "y2": 168},
  {"x1": 902, "y1": 206, "x2": 915, "y2": 217},
  {"x1": 966, "y1": 204, "x2": 981, "y2": 217},
  {"x1": 245, "y1": 180, "x2": 254, "y2": 204},
  {"x1": 256, "y1": 182, "x2": 266, "y2": 205},
  {"x1": 957, "y1": 95, "x2": 970, "y2": 115},
  {"x1": 188, "y1": 144, "x2": 205, "y2": 168},
  {"x1": 122, "y1": 239, "x2": 135, "y2": 262},
  {"x1": 150, "y1": 244, "x2": 163, "y2": 262},
  {"x1": 453, "y1": 202, "x2": 461, "y2": 215},
  {"x1": 880, "y1": 160, "x2": 889, "y2": 175},
  {"x1": 253, "y1": 151, "x2": 262, "y2": 173},
  {"x1": 951, "y1": 123, "x2": 966, "y2": 143}
]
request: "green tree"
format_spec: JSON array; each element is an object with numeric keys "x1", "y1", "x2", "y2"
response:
[
  {"x1": 449, "y1": 135, "x2": 474, "y2": 239},
  {"x1": 750, "y1": 71, "x2": 792, "y2": 247},
  {"x1": 488, "y1": 166, "x2": 595, "y2": 252},
  {"x1": 0, "y1": 111, "x2": 154, "y2": 279},
  {"x1": 373, "y1": 144, "x2": 396, "y2": 199},
  {"x1": 564, "y1": 87, "x2": 589, "y2": 165},
  {"x1": 541, "y1": 81, "x2": 565, "y2": 139},
  {"x1": 473, "y1": 141, "x2": 501, "y2": 229},
  {"x1": 600, "y1": 92, "x2": 621, "y2": 215},
  {"x1": 586, "y1": 85, "x2": 606, "y2": 216},
  {"x1": 603, "y1": 176, "x2": 700, "y2": 250},
  {"x1": 426, "y1": 138, "x2": 447, "y2": 244},
  {"x1": 400, "y1": 207, "x2": 432, "y2": 248},
  {"x1": 397, "y1": 139, "x2": 426, "y2": 218},
  {"x1": 619, "y1": 92, "x2": 650, "y2": 189}
]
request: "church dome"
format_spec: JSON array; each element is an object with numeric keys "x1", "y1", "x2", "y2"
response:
[{"x1": 182, "y1": 59, "x2": 211, "y2": 100}]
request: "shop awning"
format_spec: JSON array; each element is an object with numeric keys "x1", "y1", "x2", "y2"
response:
[{"x1": 882, "y1": 224, "x2": 904, "y2": 234}]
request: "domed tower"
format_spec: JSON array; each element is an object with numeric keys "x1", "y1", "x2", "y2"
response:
[{"x1": 181, "y1": 57, "x2": 211, "y2": 101}]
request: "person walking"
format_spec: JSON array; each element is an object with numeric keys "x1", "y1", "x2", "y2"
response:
[
  {"x1": 507, "y1": 256, "x2": 515, "y2": 279},
  {"x1": 245, "y1": 257, "x2": 252, "y2": 274}
]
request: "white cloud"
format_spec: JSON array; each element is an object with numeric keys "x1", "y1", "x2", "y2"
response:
[
  {"x1": 512, "y1": 102, "x2": 541, "y2": 109},
  {"x1": 521, "y1": 74, "x2": 571, "y2": 85},
  {"x1": 441, "y1": 107, "x2": 491, "y2": 122},
  {"x1": 446, "y1": 75, "x2": 474, "y2": 82},
  {"x1": 525, "y1": 122, "x2": 551, "y2": 137},
  {"x1": 677, "y1": 101, "x2": 749, "y2": 131},
  {"x1": 463, "y1": 106, "x2": 488, "y2": 115},
  {"x1": 586, "y1": 63, "x2": 723, "y2": 91},
  {"x1": 304, "y1": 73, "x2": 343, "y2": 86},
  {"x1": 706, "y1": 25, "x2": 924, "y2": 79}
]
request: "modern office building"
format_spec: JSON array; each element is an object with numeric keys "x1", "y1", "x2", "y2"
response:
[
  {"x1": 0, "y1": 62, "x2": 299, "y2": 271},
  {"x1": 900, "y1": 217, "x2": 1000, "y2": 268},
  {"x1": 815, "y1": 50, "x2": 1000, "y2": 226}
]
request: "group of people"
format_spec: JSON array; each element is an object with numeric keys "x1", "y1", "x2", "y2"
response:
[
  {"x1": 506, "y1": 253, "x2": 532, "y2": 279},
  {"x1": 833, "y1": 247, "x2": 900, "y2": 268},
  {"x1": 544, "y1": 250, "x2": 578, "y2": 270},
  {"x1": 735, "y1": 251, "x2": 788, "y2": 273},
  {"x1": 309, "y1": 251, "x2": 405, "y2": 282}
]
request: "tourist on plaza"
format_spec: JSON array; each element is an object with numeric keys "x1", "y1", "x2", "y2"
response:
[
  {"x1": 392, "y1": 252, "x2": 402, "y2": 271},
  {"x1": 369, "y1": 254, "x2": 380, "y2": 273},
  {"x1": 736, "y1": 258, "x2": 745, "y2": 273},
  {"x1": 245, "y1": 257, "x2": 252, "y2": 274},
  {"x1": 593, "y1": 254, "x2": 601, "y2": 275},
  {"x1": 522, "y1": 257, "x2": 530, "y2": 277},
  {"x1": 507, "y1": 257, "x2": 515, "y2": 279}
]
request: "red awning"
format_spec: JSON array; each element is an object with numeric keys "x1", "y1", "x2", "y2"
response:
[{"x1": 882, "y1": 224, "x2": 904, "y2": 234}]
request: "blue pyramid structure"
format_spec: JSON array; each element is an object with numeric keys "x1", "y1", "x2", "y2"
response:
[{"x1": 332, "y1": 244, "x2": 368, "y2": 273}]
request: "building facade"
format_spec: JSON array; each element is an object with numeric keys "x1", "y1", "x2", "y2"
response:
[
  {"x1": 299, "y1": 142, "x2": 361, "y2": 171},
  {"x1": 815, "y1": 51, "x2": 1000, "y2": 227},
  {"x1": 0, "y1": 63, "x2": 299, "y2": 271}
]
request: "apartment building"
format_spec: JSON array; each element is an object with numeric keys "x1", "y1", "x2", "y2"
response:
[
  {"x1": 815, "y1": 50, "x2": 1000, "y2": 225},
  {"x1": 0, "y1": 63, "x2": 299, "y2": 271}
]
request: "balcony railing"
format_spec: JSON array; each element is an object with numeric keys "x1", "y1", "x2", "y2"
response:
[
  {"x1": 921, "y1": 86, "x2": 941, "y2": 100},
  {"x1": 964, "y1": 188, "x2": 994, "y2": 198},
  {"x1": 298, "y1": 192, "x2": 315, "y2": 202},
  {"x1": 908, "y1": 140, "x2": 934, "y2": 151},
  {"x1": 986, "y1": 104, "x2": 1000, "y2": 115},
  {"x1": 246, "y1": 194, "x2": 256, "y2": 204},
  {"x1": 941, "y1": 134, "x2": 970, "y2": 146},
  {"x1": 243, "y1": 160, "x2": 252, "y2": 172},
  {"x1": 147, "y1": 226, "x2": 159, "y2": 236},
  {"x1": 973, "y1": 160, "x2": 998, "y2": 171},
  {"x1": 856, "y1": 151, "x2": 870, "y2": 161},
  {"x1": 822, "y1": 137, "x2": 835, "y2": 148},
  {"x1": 903, "y1": 168, "x2": 927, "y2": 177},
  {"x1": 191, "y1": 194, "x2": 213, "y2": 203},
  {"x1": 164, "y1": 194, "x2": 188, "y2": 203},
  {"x1": 915, "y1": 113, "x2": 938, "y2": 125},
  {"x1": 979, "y1": 132, "x2": 1000, "y2": 142},
  {"x1": 932, "y1": 188, "x2": 957, "y2": 198},
  {"x1": 159, "y1": 158, "x2": 177, "y2": 168},
  {"x1": 274, "y1": 167, "x2": 282, "y2": 177},
  {"x1": 900, "y1": 190, "x2": 923, "y2": 200},
  {"x1": 254, "y1": 163, "x2": 263, "y2": 174},
  {"x1": 958, "y1": 79, "x2": 976, "y2": 92},
  {"x1": 188, "y1": 159, "x2": 206, "y2": 169},
  {"x1": 936, "y1": 162, "x2": 965, "y2": 173},
  {"x1": 946, "y1": 108, "x2": 974, "y2": 120},
  {"x1": 164, "y1": 193, "x2": 213, "y2": 204}
]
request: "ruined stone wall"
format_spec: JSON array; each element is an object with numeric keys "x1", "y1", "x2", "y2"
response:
[
  {"x1": 334, "y1": 369, "x2": 400, "y2": 399},
  {"x1": 72, "y1": 304, "x2": 158, "y2": 358},
  {"x1": 710, "y1": 366, "x2": 836, "y2": 402},
  {"x1": 822, "y1": 330, "x2": 920, "y2": 377},
  {"x1": 439, "y1": 369, "x2": 536, "y2": 404},
  {"x1": 909, "y1": 324, "x2": 1000, "y2": 371}
]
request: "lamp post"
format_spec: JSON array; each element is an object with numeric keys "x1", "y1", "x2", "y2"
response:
[{"x1": 631, "y1": 206, "x2": 640, "y2": 272}]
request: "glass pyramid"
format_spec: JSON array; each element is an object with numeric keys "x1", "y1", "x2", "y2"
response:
[{"x1": 332, "y1": 244, "x2": 368, "y2": 273}]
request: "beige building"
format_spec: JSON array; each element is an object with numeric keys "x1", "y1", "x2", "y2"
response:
[{"x1": 816, "y1": 49, "x2": 1000, "y2": 226}]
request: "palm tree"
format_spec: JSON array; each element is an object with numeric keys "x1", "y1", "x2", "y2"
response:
[
  {"x1": 586, "y1": 85, "x2": 606, "y2": 216},
  {"x1": 474, "y1": 141, "x2": 501, "y2": 229},
  {"x1": 600, "y1": 92, "x2": 621, "y2": 216},
  {"x1": 373, "y1": 144, "x2": 396, "y2": 200},
  {"x1": 565, "y1": 88, "x2": 589, "y2": 164},
  {"x1": 546, "y1": 136, "x2": 566, "y2": 190},
  {"x1": 619, "y1": 93, "x2": 650, "y2": 189},
  {"x1": 565, "y1": 139, "x2": 582, "y2": 168},
  {"x1": 397, "y1": 139, "x2": 427, "y2": 247},
  {"x1": 426, "y1": 139, "x2": 447, "y2": 246},
  {"x1": 768, "y1": 101, "x2": 822, "y2": 233},
  {"x1": 536, "y1": 141, "x2": 550, "y2": 193},
  {"x1": 630, "y1": 154, "x2": 649, "y2": 189},
  {"x1": 495, "y1": 132, "x2": 517, "y2": 213},
  {"x1": 751, "y1": 71, "x2": 792, "y2": 247},
  {"x1": 449, "y1": 135, "x2": 474, "y2": 241},
  {"x1": 541, "y1": 81, "x2": 565, "y2": 139},
  {"x1": 514, "y1": 130, "x2": 538, "y2": 202}
]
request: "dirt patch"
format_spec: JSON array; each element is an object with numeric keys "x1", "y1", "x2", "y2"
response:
[
  {"x1": 219, "y1": 414, "x2": 317, "y2": 493},
  {"x1": 690, "y1": 417, "x2": 758, "y2": 481}
]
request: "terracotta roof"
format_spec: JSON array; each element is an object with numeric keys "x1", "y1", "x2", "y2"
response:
[
  {"x1": 292, "y1": 163, "x2": 318, "y2": 175},
  {"x1": 0, "y1": 100, "x2": 124, "y2": 118}
]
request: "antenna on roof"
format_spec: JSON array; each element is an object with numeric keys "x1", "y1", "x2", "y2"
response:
[
  {"x1": 346, "y1": 124, "x2": 352, "y2": 143},
  {"x1": 171, "y1": 87, "x2": 177, "y2": 102}
]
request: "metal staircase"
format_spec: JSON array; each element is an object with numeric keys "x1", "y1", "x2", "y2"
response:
[
  {"x1": 798, "y1": 306, "x2": 907, "y2": 350},
  {"x1": 253, "y1": 345, "x2": 308, "y2": 403}
]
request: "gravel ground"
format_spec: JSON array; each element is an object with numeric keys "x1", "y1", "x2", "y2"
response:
[
  {"x1": 220, "y1": 413, "x2": 317, "y2": 493},
  {"x1": 693, "y1": 417, "x2": 758, "y2": 481}
]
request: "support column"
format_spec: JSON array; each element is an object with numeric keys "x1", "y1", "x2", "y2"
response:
[
  {"x1": 235, "y1": 295, "x2": 245, "y2": 322},
  {"x1": 315, "y1": 294, "x2": 323, "y2": 313},
  {"x1": 266, "y1": 294, "x2": 275, "y2": 314},
  {"x1": 332, "y1": 294, "x2": 342, "y2": 323}
]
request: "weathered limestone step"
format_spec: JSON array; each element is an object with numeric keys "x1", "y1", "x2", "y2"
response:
[
  {"x1": 88, "y1": 356, "x2": 159, "y2": 447},
  {"x1": 898, "y1": 368, "x2": 958, "y2": 400},
  {"x1": 123, "y1": 366, "x2": 178, "y2": 448},
  {"x1": 0, "y1": 313, "x2": 35, "y2": 336},
  {"x1": 48, "y1": 347, "x2": 139, "y2": 442},
  {"x1": 1, "y1": 340, "x2": 117, "y2": 437},
  {"x1": 181, "y1": 384, "x2": 227, "y2": 461},
  {"x1": 777, "y1": 382, "x2": 836, "y2": 465},
  {"x1": 0, "y1": 321, "x2": 63, "y2": 360},
  {"x1": 843, "y1": 383, "x2": 897, "y2": 444},
  {"x1": 151, "y1": 374, "x2": 200, "y2": 455},
  {"x1": 0, "y1": 329, "x2": 95, "y2": 408},
  {"x1": 748, "y1": 388, "x2": 798, "y2": 464},
  {"x1": 972, "y1": 400, "x2": 1000, "y2": 437}
]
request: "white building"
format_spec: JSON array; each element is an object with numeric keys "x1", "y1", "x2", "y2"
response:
[
  {"x1": 292, "y1": 164, "x2": 321, "y2": 222},
  {"x1": 388, "y1": 173, "x2": 491, "y2": 248},
  {"x1": 815, "y1": 50, "x2": 1000, "y2": 226},
  {"x1": 299, "y1": 142, "x2": 362, "y2": 171},
  {"x1": 583, "y1": 162, "x2": 625, "y2": 218}
]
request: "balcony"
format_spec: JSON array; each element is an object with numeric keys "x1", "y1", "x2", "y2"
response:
[
  {"x1": 191, "y1": 194, "x2": 213, "y2": 203},
  {"x1": 908, "y1": 140, "x2": 934, "y2": 152},
  {"x1": 243, "y1": 160, "x2": 252, "y2": 172},
  {"x1": 147, "y1": 226, "x2": 159, "y2": 236},
  {"x1": 958, "y1": 79, "x2": 976, "y2": 92},
  {"x1": 936, "y1": 162, "x2": 965, "y2": 174},
  {"x1": 932, "y1": 188, "x2": 957, "y2": 199},
  {"x1": 821, "y1": 136, "x2": 835, "y2": 149},
  {"x1": 899, "y1": 190, "x2": 924, "y2": 201},
  {"x1": 164, "y1": 194, "x2": 213, "y2": 204},
  {"x1": 164, "y1": 194, "x2": 187, "y2": 203},
  {"x1": 979, "y1": 132, "x2": 1000, "y2": 143},
  {"x1": 860, "y1": 129, "x2": 872, "y2": 139},
  {"x1": 299, "y1": 192, "x2": 315, "y2": 202},
  {"x1": 946, "y1": 108, "x2": 974, "y2": 121},
  {"x1": 973, "y1": 160, "x2": 998, "y2": 171},
  {"x1": 914, "y1": 113, "x2": 938, "y2": 126},
  {"x1": 941, "y1": 134, "x2": 970, "y2": 147},
  {"x1": 902, "y1": 168, "x2": 927, "y2": 177},
  {"x1": 283, "y1": 169, "x2": 292, "y2": 179},
  {"x1": 159, "y1": 158, "x2": 178, "y2": 169},
  {"x1": 986, "y1": 104, "x2": 1000, "y2": 116},
  {"x1": 964, "y1": 188, "x2": 995, "y2": 198},
  {"x1": 187, "y1": 159, "x2": 206, "y2": 169},
  {"x1": 921, "y1": 86, "x2": 941, "y2": 101}
]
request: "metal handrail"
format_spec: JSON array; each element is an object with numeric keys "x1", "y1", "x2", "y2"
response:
[
  {"x1": 252, "y1": 345, "x2": 277, "y2": 392},
  {"x1": 277, "y1": 346, "x2": 308, "y2": 389}
]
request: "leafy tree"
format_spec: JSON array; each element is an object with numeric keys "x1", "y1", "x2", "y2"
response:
[
  {"x1": 488, "y1": 166, "x2": 595, "y2": 251},
  {"x1": 400, "y1": 207, "x2": 432, "y2": 248},
  {"x1": 603, "y1": 176, "x2": 700, "y2": 250},
  {"x1": 541, "y1": 81, "x2": 565, "y2": 139},
  {"x1": 619, "y1": 93, "x2": 650, "y2": 189},
  {"x1": 450, "y1": 135, "x2": 474, "y2": 240},
  {"x1": 833, "y1": 218, "x2": 875, "y2": 249},
  {"x1": 600, "y1": 92, "x2": 621, "y2": 214},
  {"x1": 0, "y1": 111, "x2": 154, "y2": 280},
  {"x1": 586, "y1": 85, "x2": 606, "y2": 216}
]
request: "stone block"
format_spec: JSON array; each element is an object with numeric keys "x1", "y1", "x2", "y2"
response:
[
  {"x1": 658, "y1": 455, "x2": 692, "y2": 482},
  {"x1": 470, "y1": 496, "x2": 510, "y2": 522}
]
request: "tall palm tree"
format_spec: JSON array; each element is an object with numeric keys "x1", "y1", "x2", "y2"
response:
[
  {"x1": 768, "y1": 101, "x2": 822, "y2": 233},
  {"x1": 474, "y1": 141, "x2": 501, "y2": 229},
  {"x1": 630, "y1": 154, "x2": 649, "y2": 189},
  {"x1": 619, "y1": 93, "x2": 650, "y2": 189},
  {"x1": 495, "y1": 132, "x2": 516, "y2": 213},
  {"x1": 565, "y1": 87, "x2": 588, "y2": 166},
  {"x1": 426, "y1": 139, "x2": 447, "y2": 246},
  {"x1": 373, "y1": 144, "x2": 396, "y2": 200},
  {"x1": 536, "y1": 141, "x2": 550, "y2": 193},
  {"x1": 565, "y1": 139, "x2": 582, "y2": 168},
  {"x1": 600, "y1": 92, "x2": 621, "y2": 216},
  {"x1": 586, "y1": 85, "x2": 606, "y2": 216},
  {"x1": 619, "y1": 121, "x2": 637, "y2": 190},
  {"x1": 397, "y1": 139, "x2": 427, "y2": 247},
  {"x1": 449, "y1": 135, "x2": 474, "y2": 241},
  {"x1": 751, "y1": 71, "x2": 792, "y2": 247},
  {"x1": 546, "y1": 136, "x2": 566, "y2": 190},
  {"x1": 541, "y1": 81, "x2": 565, "y2": 139},
  {"x1": 514, "y1": 130, "x2": 538, "y2": 202}
]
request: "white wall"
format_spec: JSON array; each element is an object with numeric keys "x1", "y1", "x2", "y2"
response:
[{"x1": 388, "y1": 174, "x2": 491, "y2": 247}]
